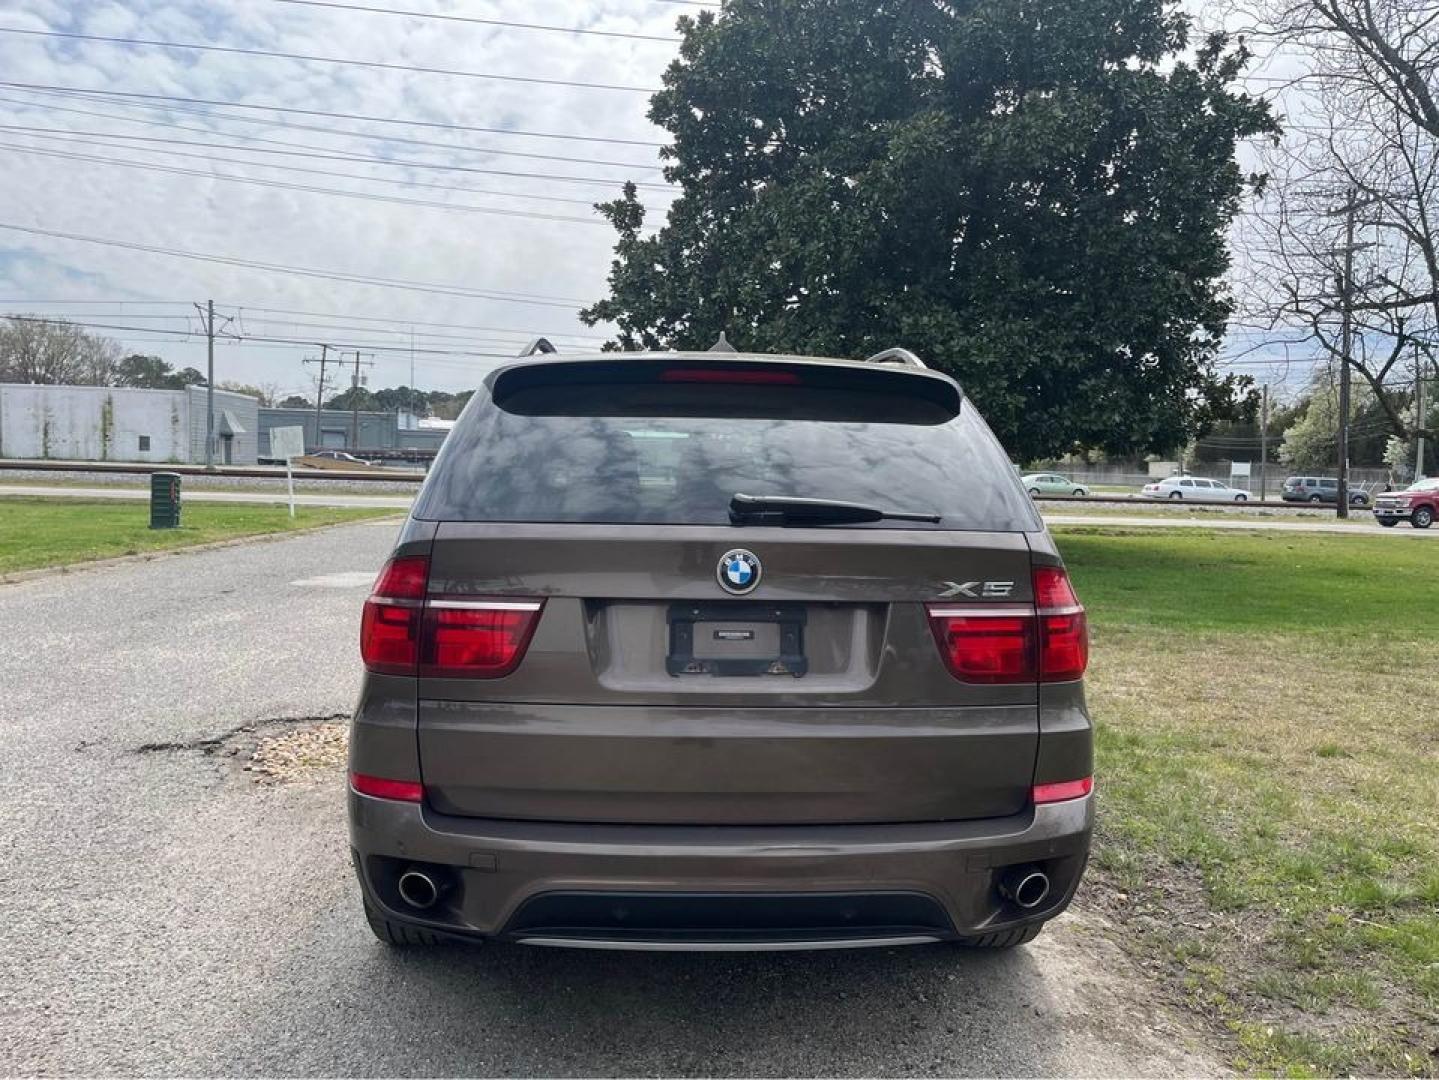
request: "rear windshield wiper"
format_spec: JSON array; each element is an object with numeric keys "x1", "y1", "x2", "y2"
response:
[{"x1": 729, "y1": 493, "x2": 942, "y2": 526}]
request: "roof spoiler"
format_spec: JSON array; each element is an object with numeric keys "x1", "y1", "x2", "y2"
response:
[
  {"x1": 864, "y1": 347, "x2": 926, "y2": 369},
  {"x1": 518, "y1": 337, "x2": 557, "y2": 357}
]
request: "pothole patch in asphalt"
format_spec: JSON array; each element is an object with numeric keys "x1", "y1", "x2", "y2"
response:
[
  {"x1": 135, "y1": 713, "x2": 349, "y2": 786},
  {"x1": 245, "y1": 720, "x2": 349, "y2": 784}
]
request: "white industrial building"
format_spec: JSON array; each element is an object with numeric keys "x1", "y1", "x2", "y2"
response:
[{"x1": 0, "y1": 384, "x2": 260, "y2": 465}]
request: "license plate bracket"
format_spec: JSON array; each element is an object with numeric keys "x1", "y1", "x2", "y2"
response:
[{"x1": 666, "y1": 601, "x2": 808, "y2": 677}]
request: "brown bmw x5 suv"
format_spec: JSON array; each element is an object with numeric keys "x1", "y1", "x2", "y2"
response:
[{"x1": 349, "y1": 347, "x2": 1092, "y2": 951}]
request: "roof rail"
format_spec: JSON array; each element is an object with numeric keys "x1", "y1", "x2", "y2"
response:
[
  {"x1": 519, "y1": 337, "x2": 557, "y2": 357},
  {"x1": 864, "y1": 347, "x2": 927, "y2": 369}
]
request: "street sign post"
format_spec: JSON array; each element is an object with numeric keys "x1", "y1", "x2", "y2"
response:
[
  {"x1": 1230, "y1": 461, "x2": 1252, "y2": 492},
  {"x1": 269, "y1": 426, "x2": 306, "y2": 519}
]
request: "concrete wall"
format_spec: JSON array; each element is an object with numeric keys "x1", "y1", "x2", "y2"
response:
[
  {"x1": 0, "y1": 384, "x2": 190, "y2": 462},
  {"x1": 0, "y1": 384, "x2": 261, "y2": 464},
  {"x1": 186, "y1": 386, "x2": 259, "y2": 465}
]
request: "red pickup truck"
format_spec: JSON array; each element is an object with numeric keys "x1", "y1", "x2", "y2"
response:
[{"x1": 1373, "y1": 479, "x2": 1439, "y2": 529}]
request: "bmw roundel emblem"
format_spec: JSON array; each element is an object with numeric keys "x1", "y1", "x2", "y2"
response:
[{"x1": 717, "y1": 549, "x2": 762, "y2": 594}]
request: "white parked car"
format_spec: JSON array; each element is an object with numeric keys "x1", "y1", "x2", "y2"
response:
[{"x1": 1141, "y1": 476, "x2": 1251, "y2": 501}]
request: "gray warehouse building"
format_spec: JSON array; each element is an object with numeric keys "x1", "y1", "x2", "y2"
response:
[
  {"x1": 257, "y1": 407, "x2": 448, "y2": 460},
  {"x1": 0, "y1": 384, "x2": 260, "y2": 465}
]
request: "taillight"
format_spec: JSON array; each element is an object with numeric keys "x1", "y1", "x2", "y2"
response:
[
  {"x1": 421, "y1": 599, "x2": 544, "y2": 678},
  {"x1": 1033, "y1": 776, "x2": 1093, "y2": 804},
  {"x1": 926, "y1": 565, "x2": 1087, "y2": 683},
  {"x1": 1033, "y1": 565, "x2": 1088, "y2": 682},
  {"x1": 349, "y1": 771, "x2": 424, "y2": 802},
  {"x1": 360, "y1": 557, "x2": 544, "y2": 679},
  {"x1": 926, "y1": 607, "x2": 1037, "y2": 683},
  {"x1": 360, "y1": 555, "x2": 428, "y2": 675}
]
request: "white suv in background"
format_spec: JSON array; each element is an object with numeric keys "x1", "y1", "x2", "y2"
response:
[{"x1": 1141, "y1": 476, "x2": 1250, "y2": 501}]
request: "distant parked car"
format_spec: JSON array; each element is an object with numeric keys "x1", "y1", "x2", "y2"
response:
[
  {"x1": 1141, "y1": 476, "x2": 1250, "y2": 501},
  {"x1": 1021, "y1": 473, "x2": 1089, "y2": 497},
  {"x1": 1281, "y1": 476, "x2": 1371, "y2": 507},
  {"x1": 1372, "y1": 478, "x2": 1438, "y2": 528},
  {"x1": 309, "y1": 450, "x2": 378, "y2": 467}
]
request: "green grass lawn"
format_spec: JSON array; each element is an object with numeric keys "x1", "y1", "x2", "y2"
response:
[
  {"x1": 1055, "y1": 527, "x2": 1439, "y2": 1076},
  {"x1": 0, "y1": 497, "x2": 399, "y2": 575}
]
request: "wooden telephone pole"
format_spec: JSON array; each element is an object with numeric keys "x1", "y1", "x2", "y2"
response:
[
  {"x1": 303, "y1": 345, "x2": 332, "y2": 454},
  {"x1": 349, "y1": 351, "x2": 375, "y2": 451}
]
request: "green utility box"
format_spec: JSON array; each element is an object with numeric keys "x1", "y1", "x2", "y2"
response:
[{"x1": 149, "y1": 472, "x2": 182, "y2": 529}]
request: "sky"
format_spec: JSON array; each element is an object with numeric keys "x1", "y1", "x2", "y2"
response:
[
  {"x1": 0, "y1": 0, "x2": 1321, "y2": 403},
  {"x1": 0, "y1": 0, "x2": 697, "y2": 398}
]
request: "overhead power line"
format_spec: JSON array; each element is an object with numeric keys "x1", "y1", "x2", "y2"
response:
[
  {"x1": 0, "y1": 82, "x2": 668, "y2": 146},
  {"x1": 1, "y1": 140, "x2": 610, "y2": 223},
  {"x1": 0, "y1": 90, "x2": 665, "y2": 171},
  {"x1": 0, "y1": 122, "x2": 613, "y2": 209},
  {"x1": 0, "y1": 126, "x2": 671, "y2": 191},
  {"x1": 2, "y1": 314, "x2": 534, "y2": 360},
  {"x1": 4, "y1": 89, "x2": 668, "y2": 175},
  {"x1": 0, "y1": 222, "x2": 589, "y2": 307},
  {"x1": 0, "y1": 26, "x2": 662, "y2": 94},
  {"x1": 0, "y1": 307, "x2": 595, "y2": 349},
  {"x1": 231, "y1": 304, "x2": 608, "y2": 341},
  {"x1": 268, "y1": 0, "x2": 682, "y2": 42},
  {"x1": 0, "y1": 298, "x2": 611, "y2": 341},
  {"x1": 0, "y1": 298, "x2": 192, "y2": 305}
]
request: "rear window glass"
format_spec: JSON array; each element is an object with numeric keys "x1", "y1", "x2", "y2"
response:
[{"x1": 415, "y1": 367, "x2": 1038, "y2": 531}]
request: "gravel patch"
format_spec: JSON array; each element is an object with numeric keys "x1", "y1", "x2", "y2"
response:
[{"x1": 246, "y1": 721, "x2": 349, "y2": 784}]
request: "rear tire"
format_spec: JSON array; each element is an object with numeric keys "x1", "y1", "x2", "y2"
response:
[
  {"x1": 364, "y1": 897, "x2": 446, "y2": 947},
  {"x1": 1169, "y1": 491, "x2": 1183, "y2": 500},
  {"x1": 1028, "y1": 487, "x2": 1041, "y2": 497},
  {"x1": 1413, "y1": 506, "x2": 1434, "y2": 529},
  {"x1": 1235, "y1": 493, "x2": 1247, "y2": 502},
  {"x1": 1309, "y1": 494, "x2": 1323, "y2": 503},
  {"x1": 956, "y1": 923, "x2": 1044, "y2": 949},
  {"x1": 1072, "y1": 488, "x2": 1086, "y2": 497}
]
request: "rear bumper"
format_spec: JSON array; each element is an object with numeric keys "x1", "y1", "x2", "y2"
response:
[{"x1": 349, "y1": 791, "x2": 1093, "y2": 949}]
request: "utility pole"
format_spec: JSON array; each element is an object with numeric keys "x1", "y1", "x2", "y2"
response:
[
  {"x1": 1336, "y1": 193, "x2": 1357, "y2": 518},
  {"x1": 1323, "y1": 190, "x2": 1375, "y2": 518},
  {"x1": 1417, "y1": 346, "x2": 1428, "y2": 481},
  {"x1": 349, "y1": 351, "x2": 375, "y2": 450},
  {"x1": 1259, "y1": 383, "x2": 1269, "y2": 501},
  {"x1": 303, "y1": 345, "x2": 332, "y2": 453},
  {"x1": 193, "y1": 299, "x2": 231, "y2": 471}
]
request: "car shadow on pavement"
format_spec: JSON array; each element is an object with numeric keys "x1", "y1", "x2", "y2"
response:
[{"x1": 347, "y1": 936, "x2": 1073, "y2": 1076}]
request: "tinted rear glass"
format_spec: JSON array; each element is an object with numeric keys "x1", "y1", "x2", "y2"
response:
[{"x1": 415, "y1": 365, "x2": 1038, "y2": 531}]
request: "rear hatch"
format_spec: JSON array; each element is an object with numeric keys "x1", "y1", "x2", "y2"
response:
[{"x1": 407, "y1": 355, "x2": 1045, "y2": 826}]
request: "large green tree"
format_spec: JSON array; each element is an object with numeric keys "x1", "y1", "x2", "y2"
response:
[
  {"x1": 581, "y1": 0, "x2": 1276, "y2": 459},
  {"x1": 114, "y1": 354, "x2": 207, "y2": 389}
]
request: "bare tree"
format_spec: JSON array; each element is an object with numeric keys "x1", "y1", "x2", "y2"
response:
[
  {"x1": 76, "y1": 334, "x2": 121, "y2": 387},
  {"x1": 1233, "y1": 0, "x2": 1439, "y2": 442},
  {"x1": 0, "y1": 316, "x2": 121, "y2": 386}
]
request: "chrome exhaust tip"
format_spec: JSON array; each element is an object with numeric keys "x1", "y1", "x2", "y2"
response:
[
  {"x1": 998, "y1": 866, "x2": 1051, "y2": 910},
  {"x1": 397, "y1": 868, "x2": 442, "y2": 910}
]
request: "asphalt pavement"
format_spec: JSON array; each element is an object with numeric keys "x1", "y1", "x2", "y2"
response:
[{"x1": 0, "y1": 521, "x2": 1224, "y2": 1076}]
